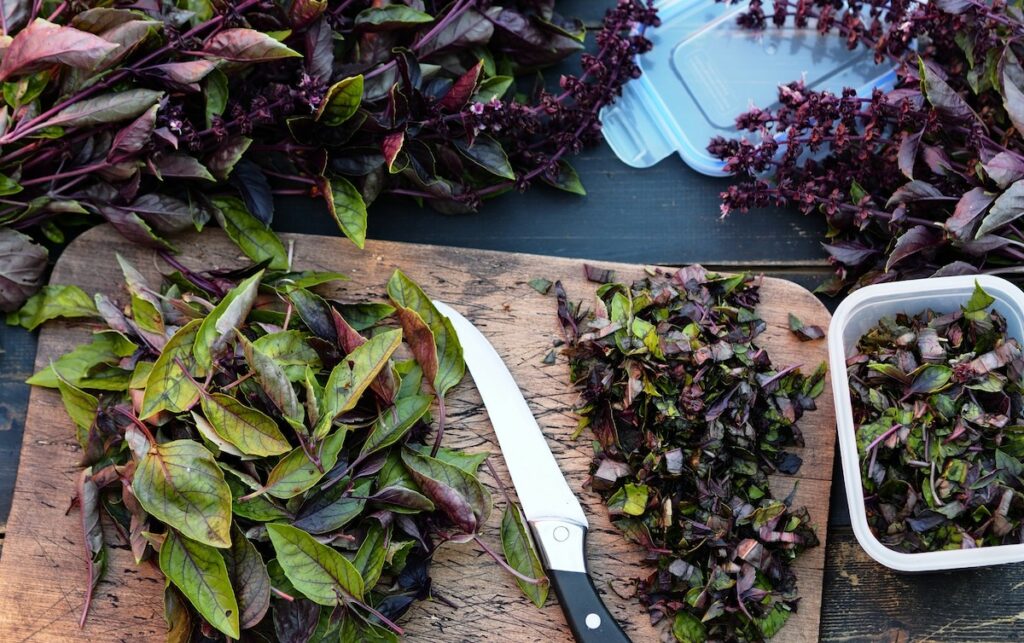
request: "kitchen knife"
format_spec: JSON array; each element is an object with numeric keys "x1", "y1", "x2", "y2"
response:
[{"x1": 433, "y1": 301, "x2": 631, "y2": 643}]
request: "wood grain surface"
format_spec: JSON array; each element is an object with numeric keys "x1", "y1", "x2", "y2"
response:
[{"x1": 0, "y1": 225, "x2": 835, "y2": 642}]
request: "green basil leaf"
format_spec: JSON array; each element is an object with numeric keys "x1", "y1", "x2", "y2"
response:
[
  {"x1": 352, "y1": 523, "x2": 389, "y2": 590},
  {"x1": 139, "y1": 319, "x2": 202, "y2": 419},
  {"x1": 201, "y1": 392, "x2": 291, "y2": 457},
  {"x1": 211, "y1": 195, "x2": 288, "y2": 270},
  {"x1": 326, "y1": 176, "x2": 368, "y2": 249},
  {"x1": 315, "y1": 75, "x2": 363, "y2": 126},
  {"x1": 500, "y1": 503, "x2": 549, "y2": 607},
  {"x1": 253, "y1": 330, "x2": 322, "y2": 381},
  {"x1": 267, "y1": 523, "x2": 365, "y2": 605},
  {"x1": 261, "y1": 429, "x2": 346, "y2": 499},
  {"x1": 133, "y1": 439, "x2": 233, "y2": 548},
  {"x1": 316, "y1": 328, "x2": 402, "y2": 438},
  {"x1": 8, "y1": 284, "x2": 97, "y2": 329},
  {"x1": 194, "y1": 270, "x2": 263, "y2": 370},
  {"x1": 360, "y1": 394, "x2": 433, "y2": 456},
  {"x1": 159, "y1": 529, "x2": 239, "y2": 638}
]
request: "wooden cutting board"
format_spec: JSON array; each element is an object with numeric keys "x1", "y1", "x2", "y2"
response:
[{"x1": 0, "y1": 225, "x2": 835, "y2": 642}]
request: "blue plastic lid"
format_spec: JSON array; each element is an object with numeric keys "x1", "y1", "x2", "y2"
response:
[{"x1": 600, "y1": 0, "x2": 897, "y2": 176}]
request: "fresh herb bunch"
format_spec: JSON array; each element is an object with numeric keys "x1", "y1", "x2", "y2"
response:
[
  {"x1": 711, "y1": 0, "x2": 1024, "y2": 294},
  {"x1": 29, "y1": 249, "x2": 548, "y2": 640},
  {"x1": 849, "y1": 282, "x2": 1024, "y2": 553},
  {"x1": 0, "y1": 0, "x2": 657, "y2": 311},
  {"x1": 556, "y1": 266, "x2": 826, "y2": 642}
]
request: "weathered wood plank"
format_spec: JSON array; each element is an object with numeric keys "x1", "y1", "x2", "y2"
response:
[
  {"x1": 0, "y1": 226, "x2": 834, "y2": 641},
  {"x1": 822, "y1": 527, "x2": 1024, "y2": 642}
]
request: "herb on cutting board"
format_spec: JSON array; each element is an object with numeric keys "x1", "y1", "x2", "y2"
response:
[
  {"x1": 0, "y1": 0, "x2": 660, "y2": 312},
  {"x1": 556, "y1": 267, "x2": 827, "y2": 642},
  {"x1": 713, "y1": 0, "x2": 1024, "y2": 293},
  {"x1": 848, "y1": 282, "x2": 1024, "y2": 553},
  {"x1": 32, "y1": 253, "x2": 547, "y2": 639}
]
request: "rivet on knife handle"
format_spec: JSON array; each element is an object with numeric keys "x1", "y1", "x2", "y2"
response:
[{"x1": 533, "y1": 520, "x2": 631, "y2": 643}]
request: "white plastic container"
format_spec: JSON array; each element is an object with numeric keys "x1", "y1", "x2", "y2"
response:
[{"x1": 829, "y1": 275, "x2": 1024, "y2": 571}]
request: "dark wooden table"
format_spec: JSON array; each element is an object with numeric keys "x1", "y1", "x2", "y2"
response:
[{"x1": 2, "y1": 3, "x2": 1023, "y2": 641}]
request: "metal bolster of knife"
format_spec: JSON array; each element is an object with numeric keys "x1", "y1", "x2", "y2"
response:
[{"x1": 529, "y1": 518, "x2": 588, "y2": 574}]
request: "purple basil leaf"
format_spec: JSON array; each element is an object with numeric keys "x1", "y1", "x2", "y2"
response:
[
  {"x1": 1002, "y1": 68, "x2": 1024, "y2": 135},
  {"x1": 976, "y1": 179, "x2": 1024, "y2": 238},
  {"x1": 229, "y1": 158, "x2": 274, "y2": 225},
  {"x1": 822, "y1": 241, "x2": 878, "y2": 267},
  {"x1": 583, "y1": 263, "x2": 615, "y2": 284},
  {"x1": 946, "y1": 187, "x2": 995, "y2": 240},
  {"x1": 304, "y1": 17, "x2": 335, "y2": 81},
  {"x1": 932, "y1": 261, "x2": 981, "y2": 277},
  {"x1": 981, "y1": 151, "x2": 1024, "y2": 189},
  {"x1": 416, "y1": 8, "x2": 493, "y2": 58},
  {"x1": 885, "y1": 180, "x2": 944, "y2": 207},
  {"x1": 273, "y1": 599, "x2": 320, "y2": 643},
  {"x1": 885, "y1": 225, "x2": 943, "y2": 271},
  {"x1": 919, "y1": 59, "x2": 980, "y2": 123},
  {"x1": 0, "y1": 228, "x2": 47, "y2": 312},
  {"x1": 897, "y1": 129, "x2": 922, "y2": 179}
]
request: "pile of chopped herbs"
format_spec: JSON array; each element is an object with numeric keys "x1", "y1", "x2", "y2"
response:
[
  {"x1": 556, "y1": 266, "x2": 826, "y2": 642},
  {"x1": 848, "y1": 282, "x2": 1024, "y2": 554},
  {"x1": 31, "y1": 252, "x2": 547, "y2": 640}
]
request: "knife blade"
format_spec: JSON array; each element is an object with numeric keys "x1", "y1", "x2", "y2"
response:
[{"x1": 433, "y1": 300, "x2": 630, "y2": 643}]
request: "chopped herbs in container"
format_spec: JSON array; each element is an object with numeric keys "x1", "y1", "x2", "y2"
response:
[
  {"x1": 557, "y1": 266, "x2": 827, "y2": 642},
  {"x1": 848, "y1": 282, "x2": 1024, "y2": 553},
  {"x1": 27, "y1": 250, "x2": 548, "y2": 640}
]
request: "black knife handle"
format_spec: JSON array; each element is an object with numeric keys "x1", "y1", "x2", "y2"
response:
[{"x1": 549, "y1": 569, "x2": 632, "y2": 643}]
